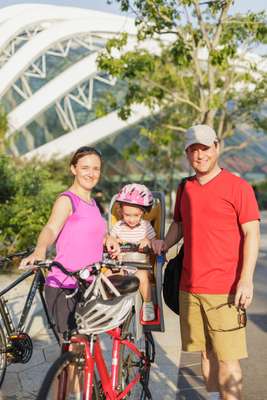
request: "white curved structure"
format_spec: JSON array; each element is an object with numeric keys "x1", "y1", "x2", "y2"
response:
[
  {"x1": 0, "y1": 16, "x2": 136, "y2": 97},
  {"x1": 0, "y1": 3, "x2": 143, "y2": 159},
  {"x1": 0, "y1": 4, "x2": 93, "y2": 24},
  {"x1": 0, "y1": 12, "x2": 82, "y2": 54},
  {"x1": 22, "y1": 104, "x2": 152, "y2": 161},
  {"x1": 7, "y1": 53, "x2": 99, "y2": 135}
]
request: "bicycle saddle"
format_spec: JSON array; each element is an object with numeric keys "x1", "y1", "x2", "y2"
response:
[{"x1": 107, "y1": 274, "x2": 139, "y2": 296}]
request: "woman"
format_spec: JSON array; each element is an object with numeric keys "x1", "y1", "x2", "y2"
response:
[{"x1": 20, "y1": 146, "x2": 120, "y2": 336}]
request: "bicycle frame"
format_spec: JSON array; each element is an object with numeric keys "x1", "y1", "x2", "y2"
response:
[
  {"x1": 0, "y1": 268, "x2": 59, "y2": 342},
  {"x1": 66, "y1": 326, "x2": 145, "y2": 400}
]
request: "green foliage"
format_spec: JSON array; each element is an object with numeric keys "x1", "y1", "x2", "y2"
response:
[
  {"x1": 0, "y1": 156, "x2": 65, "y2": 253},
  {"x1": 99, "y1": 0, "x2": 267, "y2": 206},
  {"x1": 99, "y1": 0, "x2": 267, "y2": 147},
  {"x1": 253, "y1": 181, "x2": 267, "y2": 210},
  {"x1": 0, "y1": 106, "x2": 8, "y2": 153},
  {"x1": 0, "y1": 155, "x2": 16, "y2": 203}
]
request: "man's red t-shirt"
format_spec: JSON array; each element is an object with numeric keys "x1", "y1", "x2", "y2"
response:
[{"x1": 173, "y1": 169, "x2": 260, "y2": 294}]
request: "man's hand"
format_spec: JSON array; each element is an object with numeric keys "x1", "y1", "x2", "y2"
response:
[
  {"x1": 234, "y1": 279, "x2": 254, "y2": 309},
  {"x1": 151, "y1": 239, "x2": 168, "y2": 255},
  {"x1": 105, "y1": 235, "x2": 120, "y2": 258}
]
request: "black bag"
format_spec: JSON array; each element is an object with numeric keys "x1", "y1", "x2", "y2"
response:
[
  {"x1": 163, "y1": 244, "x2": 184, "y2": 315},
  {"x1": 162, "y1": 178, "x2": 188, "y2": 315}
]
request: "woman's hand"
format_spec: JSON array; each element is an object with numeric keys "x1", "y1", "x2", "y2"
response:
[
  {"x1": 105, "y1": 235, "x2": 121, "y2": 259},
  {"x1": 19, "y1": 248, "x2": 46, "y2": 270}
]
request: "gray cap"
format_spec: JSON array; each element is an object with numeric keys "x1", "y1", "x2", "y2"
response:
[{"x1": 184, "y1": 124, "x2": 218, "y2": 150}]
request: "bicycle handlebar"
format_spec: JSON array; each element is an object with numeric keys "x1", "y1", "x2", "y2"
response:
[
  {"x1": 0, "y1": 245, "x2": 152, "y2": 275},
  {"x1": 1, "y1": 242, "x2": 152, "y2": 268},
  {"x1": 0, "y1": 248, "x2": 35, "y2": 266},
  {"x1": 110, "y1": 242, "x2": 152, "y2": 254},
  {"x1": 31, "y1": 256, "x2": 152, "y2": 279},
  {"x1": 30, "y1": 260, "x2": 96, "y2": 280}
]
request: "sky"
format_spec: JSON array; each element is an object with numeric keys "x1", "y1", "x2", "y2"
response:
[{"x1": 0, "y1": 0, "x2": 266, "y2": 15}]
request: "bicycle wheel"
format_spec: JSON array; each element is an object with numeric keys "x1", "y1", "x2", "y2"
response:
[
  {"x1": 118, "y1": 308, "x2": 153, "y2": 399},
  {"x1": 0, "y1": 324, "x2": 7, "y2": 387},
  {"x1": 37, "y1": 350, "x2": 98, "y2": 400}
]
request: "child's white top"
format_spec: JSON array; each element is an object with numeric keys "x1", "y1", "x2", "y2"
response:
[{"x1": 110, "y1": 219, "x2": 156, "y2": 243}]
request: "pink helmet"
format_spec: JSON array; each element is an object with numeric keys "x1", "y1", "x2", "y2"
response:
[{"x1": 116, "y1": 183, "x2": 153, "y2": 208}]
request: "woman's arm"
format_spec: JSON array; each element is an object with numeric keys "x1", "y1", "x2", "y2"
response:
[{"x1": 20, "y1": 196, "x2": 72, "y2": 267}]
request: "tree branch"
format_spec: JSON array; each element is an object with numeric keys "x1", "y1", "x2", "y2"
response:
[
  {"x1": 193, "y1": 0, "x2": 211, "y2": 49},
  {"x1": 161, "y1": 124, "x2": 186, "y2": 132},
  {"x1": 217, "y1": 108, "x2": 227, "y2": 138},
  {"x1": 213, "y1": 0, "x2": 233, "y2": 48},
  {"x1": 183, "y1": 4, "x2": 205, "y2": 90},
  {"x1": 143, "y1": 1, "x2": 186, "y2": 41},
  {"x1": 220, "y1": 133, "x2": 267, "y2": 154},
  {"x1": 143, "y1": 78, "x2": 202, "y2": 111}
]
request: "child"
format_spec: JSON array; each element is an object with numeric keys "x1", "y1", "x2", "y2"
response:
[{"x1": 110, "y1": 183, "x2": 156, "y2": 321}]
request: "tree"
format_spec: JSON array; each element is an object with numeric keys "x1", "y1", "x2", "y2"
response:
[
  {"x1": 0, "y1": 156, "x2": 65, "y2": 254},
  {"x1": 98, "y1": 0, "x2": 267, "y2": 206},
  {"x1": 0, "y1": 106, "x2": 8, "y2": 153},
  {"x1": 0, "y1": 155, "x2": 107, "y2": 256}
]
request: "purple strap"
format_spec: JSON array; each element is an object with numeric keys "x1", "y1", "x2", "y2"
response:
[{"x1": 60, "y1": 191, "x2": 79, "y2": 213}]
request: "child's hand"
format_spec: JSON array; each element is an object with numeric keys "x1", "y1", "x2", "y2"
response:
[{"x1": 138, "y1": 237, "x2": 151, "y2": 249}]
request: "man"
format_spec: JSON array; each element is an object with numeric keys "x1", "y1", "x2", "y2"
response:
[{"x1": 152, "y1": 125, "x2": 260, "y2": 400}]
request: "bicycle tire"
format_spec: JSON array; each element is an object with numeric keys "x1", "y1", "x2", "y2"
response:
[
  {"x1": 118, "y1": 308, "x2": 153, "y2": 399},
  {"x1": 37, "y1": 350, "x2": 98, "y2": 400},
  {"x1": 0, "y1": 324, "x2": 7, "y2": 387}
]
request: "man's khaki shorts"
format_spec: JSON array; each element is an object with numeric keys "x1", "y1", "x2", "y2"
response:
[{"x1": 179, "y1": 291, "x2": 248, "y2": 361}]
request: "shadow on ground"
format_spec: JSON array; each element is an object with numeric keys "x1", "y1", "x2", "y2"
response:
[{"x1": 248, "y1": 313, "x2": 267, "y2": 333}]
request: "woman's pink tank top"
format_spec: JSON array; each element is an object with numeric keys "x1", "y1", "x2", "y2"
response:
[{"x1": 45, "y1": 191, "x2": 106, "y2": 288}]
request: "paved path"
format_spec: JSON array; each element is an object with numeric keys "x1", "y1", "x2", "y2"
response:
[{"x1": 0, "y1": 212, "x2": 266, "y2": 399}]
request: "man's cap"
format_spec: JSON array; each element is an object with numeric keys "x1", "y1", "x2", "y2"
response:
[{"x1": 184, "y1": 124, "x2": 218, "y2": 150}]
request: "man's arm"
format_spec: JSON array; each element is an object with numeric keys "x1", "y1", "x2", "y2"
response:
[
  {"x1": 152, "y1": 220, "x2": 183, "y2": 255},
  {"x1": 235, "y1": 220, "x2": 260, "y2": 309}
]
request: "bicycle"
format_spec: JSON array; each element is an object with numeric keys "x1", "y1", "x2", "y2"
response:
[
  {"x1": 0, "y1": 249, "x2": 60, "y2": 387},
  {"x1": 36, "y1": 254, "x2": 155, "y2": 399}
]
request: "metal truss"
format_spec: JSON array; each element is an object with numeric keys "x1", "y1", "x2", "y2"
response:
[
  {"x1": 55, "y1": 73, "x2": 116, "y2": 131},
  {"x1": 0, "y1": 25, "x2": 46, "y2": 67},
  {"x1": 10, "y1": 34, "x2": 105, "y2": 101}
]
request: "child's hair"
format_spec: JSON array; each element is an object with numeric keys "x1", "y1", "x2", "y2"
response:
[
  {"x1": 70, "y1": 146, "x2": 102, "y2": 167},
  {"x1": 119, "y1": 202, "x2": 146, "y2": 214},
  {"x1": 116, "y1": 183, "x2": 153, "y2": 212}
]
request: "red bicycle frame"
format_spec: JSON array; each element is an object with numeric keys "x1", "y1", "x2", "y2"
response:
[{"x1": 68, "y1": 326, "x2": 144, "y2": 400}]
